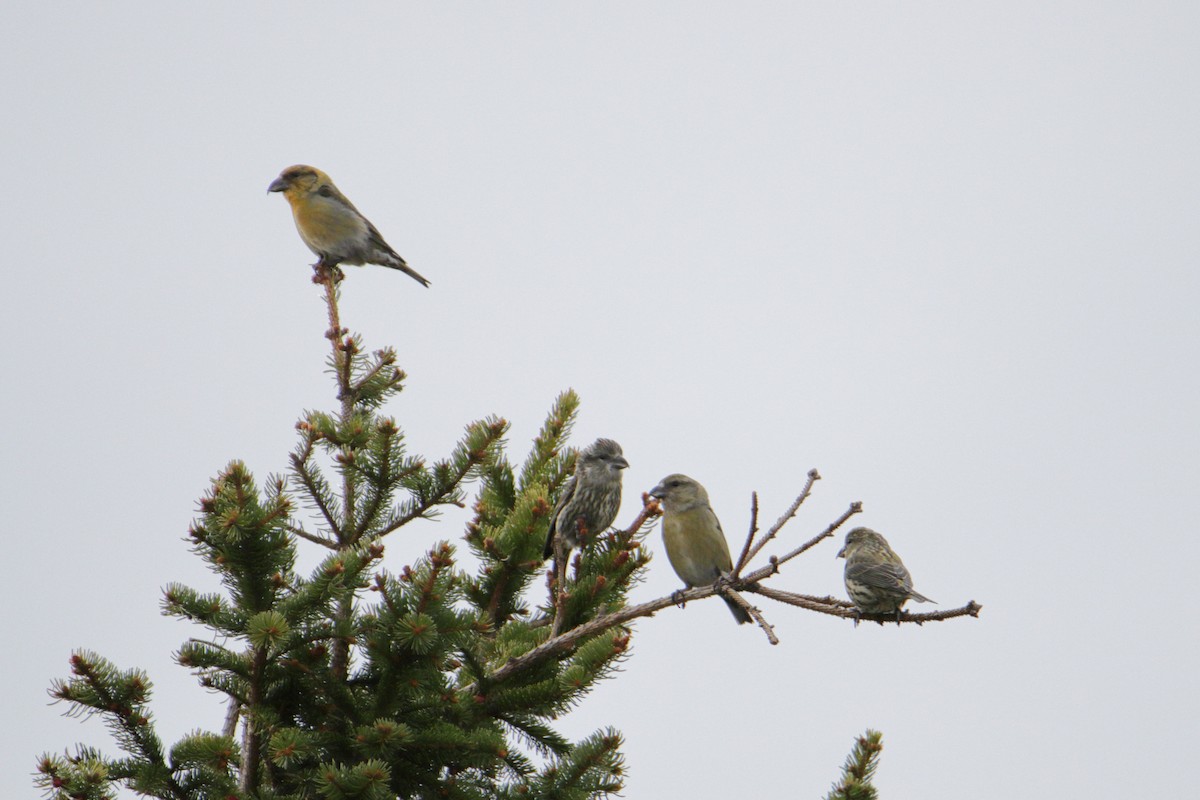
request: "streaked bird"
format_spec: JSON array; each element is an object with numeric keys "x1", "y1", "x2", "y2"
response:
[
  {"x1": 542, "y1": 438, "x2": 629, "y2": 559},
  {"x1": 268, "y1": 164, "x2": 430, "y2": 287},
  {"x1": 649, "y1": 474, "x2": 752, "y2": 625},
  {"x1": 837, "y1": 526, "x2": 934, "y2": 619}
]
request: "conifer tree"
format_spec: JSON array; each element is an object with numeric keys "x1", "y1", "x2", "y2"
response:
[{"x1": 38, "y1": 275, "x2": 980, "y2": 799}]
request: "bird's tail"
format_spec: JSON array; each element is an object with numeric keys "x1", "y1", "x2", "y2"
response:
[
  {"x1": 386, "y1": 256, "x2": 431, "y2": 288},
  {"x1": 908, "y1": 589, "x2": 936, "y2": 604},
  {"x1": 722, "y1": 594, "x2": 753, "y2": 625}
]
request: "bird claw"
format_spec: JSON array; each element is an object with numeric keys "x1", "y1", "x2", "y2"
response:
[
  {"x1": 671, "y1": 589, "x2": 687, "y2": 609},
  {"x1": 311, "y1": 262, "x2": 345, "y2": 285}
]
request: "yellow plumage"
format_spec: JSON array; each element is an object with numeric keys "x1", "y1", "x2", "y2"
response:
[
  {"x1": 650, "y1": 474, "x2": 751, "y2": 625},
  {"x1": 268, "y1": 164, "x2": 430, "y2": 287},
  {"x1": 661, "y1": 505, "x2": 734, "y2": 588}
]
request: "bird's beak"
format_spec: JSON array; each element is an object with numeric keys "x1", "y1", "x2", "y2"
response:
[
  {"x1": 836, "y1": 545, "x2": 847, "y2": 559},
  {"x1": 267, "y1": 176, "x2": 289, "y2": 193},
  {"x1": 648, "y1": 482, "x2": 665, "y2": 499},
  {"x1": 615, "y1": 457, "x2": 630, "y2": 470}
]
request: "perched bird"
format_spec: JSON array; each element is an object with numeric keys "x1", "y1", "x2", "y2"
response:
[
  {"x1": 837, "y1": 527, "x2": 935, "y2": 619},
  {"x1": 268, "y1": 164, "x2": 430, "y2": 286},
  {"x1": 649, "y1": 474, "x2": 751, "y2": 625},
  {"x1": 542, "y1": 438, "x2": 629, "y2": 559}
]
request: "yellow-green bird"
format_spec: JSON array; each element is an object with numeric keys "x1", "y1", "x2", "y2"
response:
[
  {"x1": 268, "y1": 164, "x2": 431, "y2": 287},
  {"x1": 650, "y1": 474, "x2": 751, "y2": 625}
]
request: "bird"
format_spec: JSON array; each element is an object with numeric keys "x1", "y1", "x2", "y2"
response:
[
  {"x1": 542, "y1": 438, "x2": 629, "y2": 559},
  {"x1": 649, "y1": 474, "x2": 752, "y2": 625},
  {"x1": 837, "y1": 526, "x2": 935, "y2": 619},
  {"x1": 268, "y1": 164, "x2": 430, "y2": 287}
]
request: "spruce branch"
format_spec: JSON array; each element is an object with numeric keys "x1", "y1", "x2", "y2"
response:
[
  {"x1": 825, "y1": 729, "x2": 884, "y2": 800},
  {"x1": 473, "y1": 474, "x2": 983, "y2": 687},
  {"x1": 44, "y1": 653, "x2": 189, "y2": 800},
  {"x1": 370, "y1": 417, "x2": 508, "y2": 540},
  {"x1": 285, "y1": 521, "x2": 337, "y2": 548},
  {"x1": 289, "y1": 434, "x2": 344, "y2": 544}
]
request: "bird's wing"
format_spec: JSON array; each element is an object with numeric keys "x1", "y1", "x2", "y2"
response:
[
  {"x1": 542, "y1": 474, "x2": 578, "y2": 557},
  {"x1": 845, "y1": 560, "x2": 912, "y2": 592},
  {"x1": 364, "y1": 218, "x2": 405, "y2": 262},
  {"x1": 318, "y1": 182, "x2": 361, "y2": 214},
  {"x1": 705, "y1": 504, "x2": 734, "y2": 572}
]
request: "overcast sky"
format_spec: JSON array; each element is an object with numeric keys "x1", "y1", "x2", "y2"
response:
[{"x1": 4, "y1": 3, "x2": 1198, "y2": 798}]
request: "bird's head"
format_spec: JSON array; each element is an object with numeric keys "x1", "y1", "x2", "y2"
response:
[
  {"x1": 268, "y1": 164, "x2": 330, "y2": 201},
  {"x1": 578, "y1": 438, "x2": 629, "y2": 479},
  {"x1": 649, "y1": 473, "x2": 708, "y2": 512},
  {"x1": 837, "y1": 526, "x2": 887, "y2": 559}
]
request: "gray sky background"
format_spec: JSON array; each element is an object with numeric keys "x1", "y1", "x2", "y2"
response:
[{"x1": 4, "y1": 3, "x2": 1198, "y2": 797}]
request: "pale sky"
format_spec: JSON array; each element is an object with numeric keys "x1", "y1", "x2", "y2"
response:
[{"x1": 4, "y1": 4, "x2": 1198, "y2": 798}]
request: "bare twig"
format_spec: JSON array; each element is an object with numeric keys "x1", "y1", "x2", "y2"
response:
[
  {"x1": 745, "y1": 500, "x2": 863, "y2": 581},
  {"x1": 739, "y1": 469, "x2": 822, "y2": 572},
  {"x1": 470, "y1": 572, "x2": 791, "y2": 694},
  {"x1": 732, "y1": 491, "x2": 759, "y2": 576},
  {"x1": 746, "y1": 583, "x2": 982, "y2": 624},
  {"x1": 721, "y1": 586, "x2": 777, "y2": 645}
]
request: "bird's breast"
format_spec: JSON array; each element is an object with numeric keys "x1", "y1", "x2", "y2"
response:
[
  {"x1": 293, "y1": 195, "x2": 369, "y2": 259},
  {"x1": 662, "y1": 509, "x2": 732, "y2": 586}
]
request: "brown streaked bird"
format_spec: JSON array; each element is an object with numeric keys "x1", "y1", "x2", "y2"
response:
[
  {"x1": 268, "y1": 164, "x2": 430, "y2": 286},
  {"x1": 649, "y1": 474, "x2": 752, "y2": 625},
  {"x1": 837, "y1": 526, "x2": 934, "y2": 619},
  {"x1": 542, "y1": 438, "x2": 629, "y2": 559}
]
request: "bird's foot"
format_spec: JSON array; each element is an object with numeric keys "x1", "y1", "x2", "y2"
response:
[
  {"x1": 671, "y1": 589, "x2": 687, "y2": 609},
  {"x1": 312, "y1": 262, "x2": 345, "y2": 285}
]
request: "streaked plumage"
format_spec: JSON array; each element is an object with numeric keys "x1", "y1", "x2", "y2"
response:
[
  {"x1": 542, "y1": 438, "x2": 629, "y2": 559},
  {"x1": 837, "y1": 527, "x2": 934, "y2": 618},
  {"x1": 649, "y1": 474, "x2": 751, "y2": 625},
  {"x1": 268, "y1": 164, "x2": 430, "y2": 286}
]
